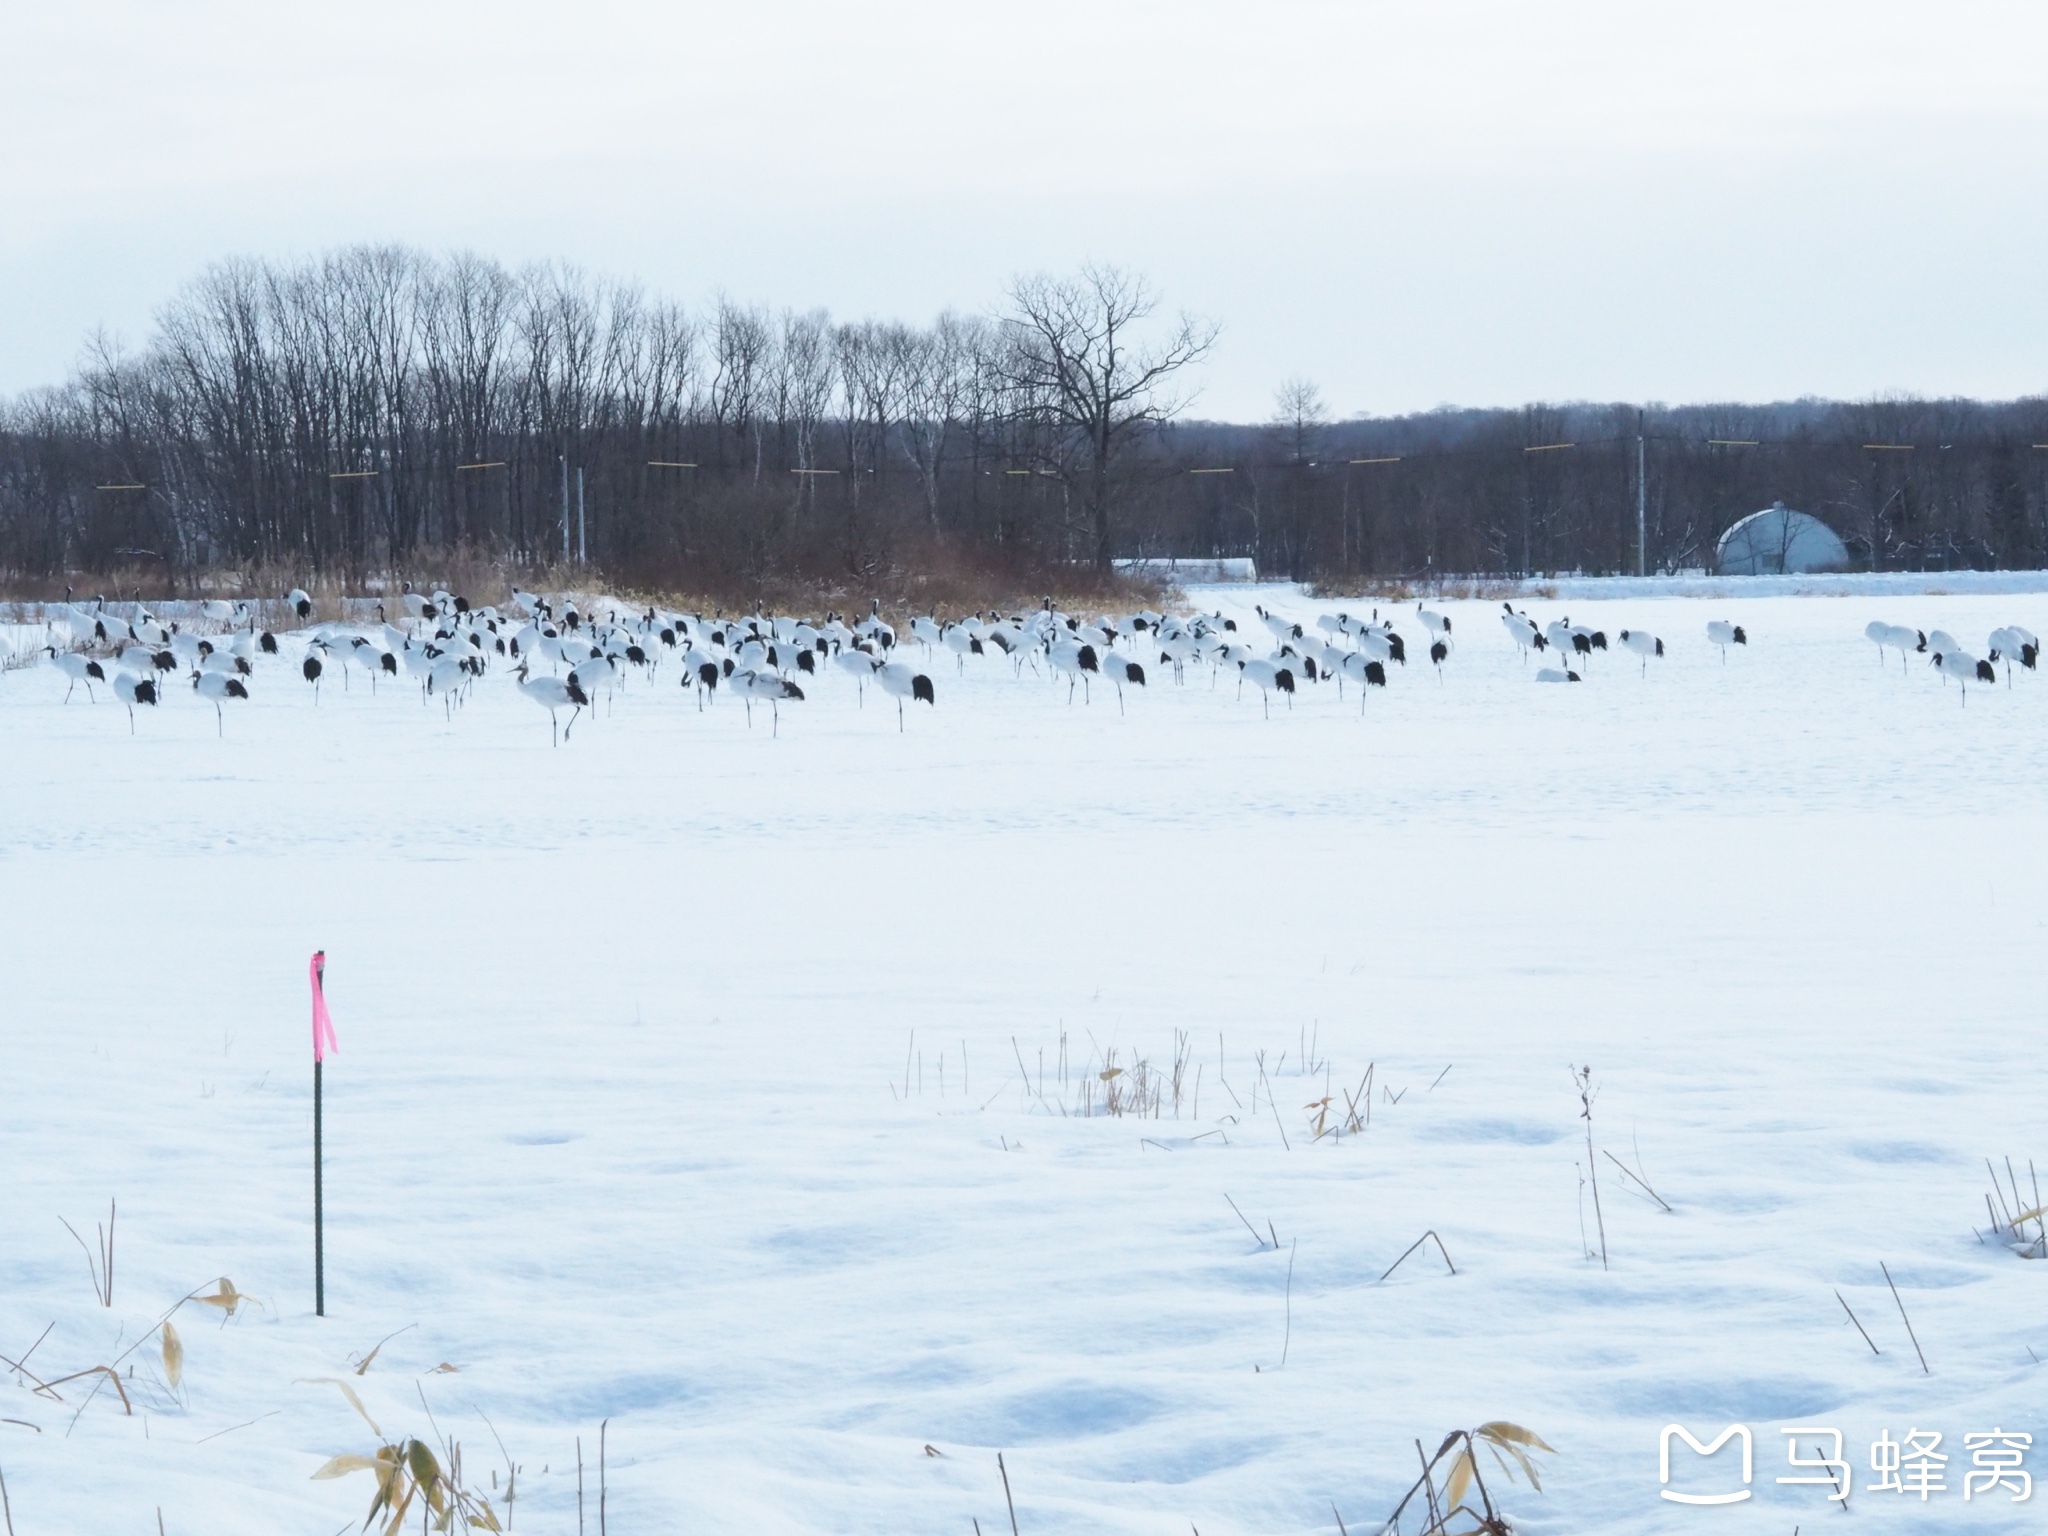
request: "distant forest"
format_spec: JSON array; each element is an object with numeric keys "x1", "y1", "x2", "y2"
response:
[{"x1": 4, "y1": 244, "x2": 2045, "y2": 594}]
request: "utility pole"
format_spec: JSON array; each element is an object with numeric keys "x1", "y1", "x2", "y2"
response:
[
  {"x1": 576, "y1": 466, "x2": 586, "y2": 565},
  {"x1": 1636, "y1": 409, "x2": 1647, "y2": 578},
  {"x1": 559, "y1": 454, "x2": 569, "y2": 564}
]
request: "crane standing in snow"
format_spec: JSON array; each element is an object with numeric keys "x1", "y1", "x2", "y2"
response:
[
  {"x1": 1616, "y1": 629, "x2": 1663, "y2": 677},
  {"x1": 1705, "y1": 620, "x2": 1747, "y2": 662},
  {"x1": 192, "y1": 669, "x2": 250, "y2": 735},
  {"x1": 874, "y1": 661, "x2": 935, "y2": 730}
]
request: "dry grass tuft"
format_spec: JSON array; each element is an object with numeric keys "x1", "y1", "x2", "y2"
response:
[
  {"x1": 0, "y1": 548, "x2": 1173, "y2": 633},
  {"x1": 1983, "y1": 1156, "x2": 2045, "y2": 1258},
  {"x1": 1305, "y1": 575, "x2": 1527, "y2": 603},
  {"x1": 1368, "y1": 1421, "x2": 1556, "y2": 1535},
  {"x1": 314, "y1": 1436, "x2": 506, "y2": 1534}
]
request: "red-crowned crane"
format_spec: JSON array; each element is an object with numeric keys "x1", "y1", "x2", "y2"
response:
[
  {"x1": 1501, "y1": 606, "x2": 1545, "y2": 663},
  {"x1": 1338, "y1": 652, "x2": 1387, "y2": 712},
  {"x1": 1705, "y1": 620, "x2": 1746, "y2": 661},
  {"x1": 1930, "y1": 649, "x2": 1995, "y2": 705},
  {"x1": 874, "y1": 660, "x2": 934, "y2": 730},
  {"x1": 1099, "y1": 651, "x2": 1145, "y2": 714},
  {"x1": 1239, "y1": 658, "x2": 1294, "y2": 716},
  {"x1": 942, "y1": 624, "x2": 983, "y2": 672},
  {"x1": 1256, "y1": 606, "x2": 1301, "y2": 643},
  {"x1": 1989, "y1": 625, "x2": 2039, "y2": 685},
  {"x1": 1048, "y1": 638, "x2": 1098, "y2": 704},
  {"x1": 1616, "y1": 629, "x2": 1663, "y2": 677},
  {"x1": 515, "y1": 662, "x2": 588, "y2": 745},
  {"x1": 192, "y1": 669, "x2": 249, "y2": 735},
  {"x1": 46, "y1": 648, "x2": 105, "y2": 702},
  {"x1": 730, "y1": 668, "x2": 804, "y2": 735},
  {"x1": 1866, "y1": 621, "x2": 1924, "y2": 672},
  {"x1": 112, "y1": 672, "x2": 157, "y2": 732},
  {"x1": 681, "y1": 648, "x2": 724, "y2": 709}
]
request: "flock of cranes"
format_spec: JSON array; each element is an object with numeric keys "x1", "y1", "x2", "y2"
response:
[
  {"x1": 1865, "y1": 618, "x2": 2038, "y2": 703},
  {"x1": 1496, "y1": 602, "x2": 1751, "y2": 679},
  {"x1": 6, "y1": 584, "x2": 2041, "y2": 739}
]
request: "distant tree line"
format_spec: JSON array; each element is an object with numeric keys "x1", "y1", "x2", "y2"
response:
[
  {"x1": 1158, "y1": 390, "x2": 2048, "y2": 580},
  {"x1": 3, "y1": 244, "x2": 2045, "y2": 593}
]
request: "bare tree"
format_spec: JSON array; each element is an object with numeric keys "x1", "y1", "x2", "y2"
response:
[
  {"x1": 898, "y1": 312, "x2": 979, "y2": 529},
  {"x1": 1001, "y1": 265, "x2": 1216, "y2": 568},
  {"x1": 709, "y1": 297, "x2": 772, "y2": 480},
  {"x1": 1271, "y1": 377, "x2": 1328, "y2": 466}
]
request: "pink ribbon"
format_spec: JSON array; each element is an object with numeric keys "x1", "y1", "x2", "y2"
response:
[{"x1": 311, "y1": 951, "x2": 338, "y2": 1062}]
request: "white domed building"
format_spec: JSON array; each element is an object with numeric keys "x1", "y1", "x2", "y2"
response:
[{"x1": 1715, "y1": 501, "x2": 1851, "y2": 575}]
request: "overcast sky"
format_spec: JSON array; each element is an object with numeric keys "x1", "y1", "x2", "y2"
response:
[{"x1": 5, "y1": 0, "x2": 2046, "y2": 419}]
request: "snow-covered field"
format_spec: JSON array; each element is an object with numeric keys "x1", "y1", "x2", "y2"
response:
[{"x1": 1, "y1": 583, "x2": 2043, "y2": 1535}]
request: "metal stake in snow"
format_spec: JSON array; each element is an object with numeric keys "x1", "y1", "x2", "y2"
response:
[{"x1": 310, "y1": 950, "x2": 339, "y2": 1317}]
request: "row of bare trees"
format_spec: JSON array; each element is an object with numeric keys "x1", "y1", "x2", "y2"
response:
[
  {"x1": 5, "y1": 244, "x2": 2048, "y2": 593},
  {"x1": 0, "y1": 248, "x2": 1214, "y2": 592}
]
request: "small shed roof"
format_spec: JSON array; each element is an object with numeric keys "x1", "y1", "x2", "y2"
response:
[{"x1": 1715, "y1": 502, "x2": 1850, "y2": 575}]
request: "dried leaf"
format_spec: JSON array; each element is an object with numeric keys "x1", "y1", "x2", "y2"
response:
[
  {"x1": 1476, "y1": 1421, "x2": 1556, "y2": 1454},
  {"x1": 1473, "y1": 1422, "x2": 1554, "y2": 1491},
  {"x1": 1443, "y1": 1447, "x2": 1474, "y2": 1513},
  {"x1": 311, "y1": 1453, "x2": 383, "y2": 1480},
  {"x1": 298, "y1": 1377, "x2": 383, "y2": 1436},
  {"x1": 467, "y1": 1505, "x2": 505, "y2": 1531},
  {"x1": 161, "y1": 1321, "x2": 184, "y2": 1390},
  {"x1": 353, "y1": 1343, "x2": 384, "y2": 1377},
  {"x1": 1099, "y1": 1068, "x2": 1123, "y2": 1081},
  {"x1": 429, "y1": 1362, "x2": 460, "y2": 1374},
  {"x1": 191, "y1": 1278, "x2": 249, "y2": 1316},
  {"x1": 407, "y1": 1438, "x2": 446, "y2": 1514},
  {"x1": 2011, "y1": 1205, "x2": 2047, "y2": 1227}
]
